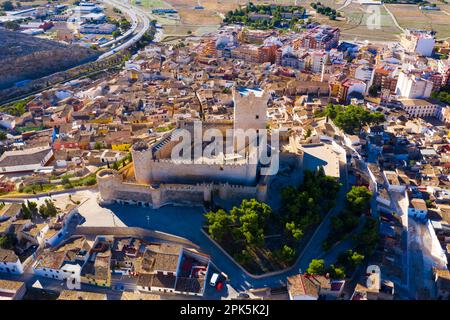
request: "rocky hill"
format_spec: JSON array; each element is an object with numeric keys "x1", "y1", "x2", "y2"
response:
[{"x1": 0, "y1": 29, "x2": 101, "y2": 89}]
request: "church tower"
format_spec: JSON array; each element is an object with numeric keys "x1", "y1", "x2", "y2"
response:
[{"x1": 320, "y1": 53, "x2": 333, "y2": 83}]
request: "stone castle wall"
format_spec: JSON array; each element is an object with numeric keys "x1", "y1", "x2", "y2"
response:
[
  {"x1": 97, "y1": 168, "x2": 267, "y2": 209},
  {"x1": 132, "y1": 147, "x2": 258, "y2": 186}
]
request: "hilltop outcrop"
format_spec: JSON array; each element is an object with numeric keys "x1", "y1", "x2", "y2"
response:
[{"x1": 0, "y1": 30, "x2": 100, "y2": 89}]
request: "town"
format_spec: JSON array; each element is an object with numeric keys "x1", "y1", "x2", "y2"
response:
[{"x1": 0, "y1": 0, "x2": 449, "y2": 303}]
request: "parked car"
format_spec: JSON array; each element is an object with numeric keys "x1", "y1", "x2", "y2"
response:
[
  {"x1": 216, "y1": 281, "x2": 224, "y2": 291},
  {"x1": 237, "y1": 292, "x2": 250, "y2": 299},
  {"x1": 210, "y1": 273, "x2": 219, "y2": 287}
]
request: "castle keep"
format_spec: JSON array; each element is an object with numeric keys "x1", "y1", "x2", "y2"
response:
[{"x1": 97, "y1": 88, "x2": 301, "y2": 208}]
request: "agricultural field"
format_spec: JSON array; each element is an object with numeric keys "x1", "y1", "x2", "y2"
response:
[
  {"x1": 385, "y1": 3, "x2": 450, "y2": 40},
  {"x1": 133, "y1": 0, "x2": 448, "y2": 41},
  {"x1": 298, "y1": 0, "x2": 401, "y2": 41}
]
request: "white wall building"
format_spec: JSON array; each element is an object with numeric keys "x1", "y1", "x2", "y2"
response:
[
  {"x1": 0, "y1": 249, "x2": 24, "y2": 275},
  {"x1": 395, "y1": 71, "x2": 434, "y2": 99},
  {"x1": 408, "y1": 198, "x2": 428, "y2": 219},
  {"x1": 0, "y1": 113, "x2": 16, "y2": 130},
  {"x1": 0, "y1": 279, "x2": 26, "y2": 300},
  {"x1": 400, "y1": 29, "x2": 435, "y2": 57},
  {"x1": 397, "y1": 99, "x2": 441, "y2": 118},
  {"x1": 0, "y1": 146, "x2": 53, "y2": 174}
]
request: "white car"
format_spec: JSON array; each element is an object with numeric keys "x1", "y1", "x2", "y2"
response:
[{"x1": 210, "y1": 273, "x2": 219, "y2": 287}]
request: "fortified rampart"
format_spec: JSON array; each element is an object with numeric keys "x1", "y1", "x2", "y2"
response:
[{"x1": 96, "y1": 168, "x2": 268, "y2": 209}]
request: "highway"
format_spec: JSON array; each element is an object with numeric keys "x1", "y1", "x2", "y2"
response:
[{"x1": 97, "y1": 0, "x2": 157, "y2": 60}]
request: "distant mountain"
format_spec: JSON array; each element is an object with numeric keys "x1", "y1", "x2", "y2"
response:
[{"x1": 0, "y1": 29, "x2": 101, "y2": 89}]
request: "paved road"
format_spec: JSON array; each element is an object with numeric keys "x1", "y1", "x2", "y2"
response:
[{"x1": 98, "y1": 0, "x2": 151, "y2": 60}]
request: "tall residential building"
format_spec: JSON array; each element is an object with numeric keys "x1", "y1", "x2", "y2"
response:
[
  {"x1": 293, "y1": 25, "x2": 340, "y2": 51},
  {"x1": 371, "y1": 64, "x2": 400, "y2": 94},
  {"x1": 395, "y1": 71, "x2": 433, "y2": 99},
  {"x1": 400, "y1": 29, "x2": 435, "y2": 57}
]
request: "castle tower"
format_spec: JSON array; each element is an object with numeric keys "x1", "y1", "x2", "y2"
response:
[
  {"x1": 96, "y1": 169, "x2": 123, "y2": 204},
  {"x1": 131, "y1": 141, "x2": 153, "y2": 185},
  {"x1": 320, "y1": 53, "x2": 333, "y2": 83},
  {"x1": 232, "y1": 87, "x2": 269, "y2": 134}
]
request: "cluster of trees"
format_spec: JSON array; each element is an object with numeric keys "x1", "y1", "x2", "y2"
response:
[
  {"x1": 431, "y1": 89, "x2": 450, "y2": 105},
  {"x1": 354, "y1": 217, "x2": 379, "y2": 256},
  {"x1": 107, "y1": 153, "x2": 132, "y2": 171},
  {"x1": 22, "y1": 173, "x2": 96, "y2": 194},
  {"x1": 0, "y1": 234, "x2": 15, "y2": 249},
  {"x1": 1, "y1": 1, "x2": 14, "y2": 11},
  {"x1": 223, "y1": 3, "x2": 305, "y2": 30},
  {"x1": 337, "y1": 249, "x2": 365, "y2": 273},
  {"x1": 135, "y1": 29, "x2": 156, "y2": 49},
  {"x1": 94, "y1": 141, "x2": 103, "y2": 150},
  {"x1": 322, "y1": 104, "x2": 385, "y2": 134},
  {"x1": 205, "y1": 199, "x2": 272, "y2": 265},
  {"x1": 306, "y1": 259, "x2": 346, "y2": 280},
  {"x1": 310, "y1": 2, "x2": 340, "y2": 20},
  {"x1": 323, "y1": 186, "x2": 372, "y2": 251},
  {"x1": 21, "y1": 183, "x2": 56, "y2": 194},
  {"x1": 22, "y1": 200, "x2": 38, "y2": 219},
  {"x1": 205, "y1": 169, "x2": 341, "y2": 269},
  {"x1": 39, "y1": 199, "x2": 58, "y2": 218},
  {"x1": 1, "y1": 97, "x2": 31, "y2": 117},
  {"x1": 156, "y1": 124, "x2": 175, "y2": 132},
  {"x1": 307, "y1": 249, "x2": 365, "y2": 280},
  {"x1": 281, "y1": 168, "x2": 341, "y2": 244},
  {"x1": 4, "y1": 20, "x2": 20, "y2": 31},
  {"x1": 21, "y1": 199, "x2": 59, "y2": 219}
]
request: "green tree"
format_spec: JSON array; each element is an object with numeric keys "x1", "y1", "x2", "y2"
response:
[
  {"x1": 307, "y1": 259, "x2": 326, "y2": 275},
  {"x1": 337, "y1": 249, "x2": 364, "y2": 271},
  {"x1": 4, "y1": 20, "x2": 19, "y2": 31},
  {"x1": 0, "y1": 234, "x2": 15, "y2": 249},
  {"x1": 279, "y1": 245, "x2": 296, "y2": 264},
  {"x1": 235, "y1": 249, "x2": 252, "y2": 265},
  {"x1": 82, "y1": 175, "x2": 96, "y2": 186},
  {"x1": 94, "y1": 141, "x2": 103, "y2": 150},
  {"x1": 22, "y1": 203, "x2": 31, "y2": 219},
  {"x1": 285, "y1": 221, "x2": 303, "y2": 240},
  {"x1": 22, "y1": 200, "x2": 38, "y2": 219},
  {"x1": 204, "y1": 209, "x2": 232, "y2": 242},
  {"x1": 230, "y1": 199, "x2": 271, "y2": 247},
  {"x1": 324, "y1": 104, "x2": 385, "y2": 134},
  {"x1": 61, "y1": 176, "x2": 71, "y2": 185},
  {"x1": 346, "y1": 186, "x2": 372, "y2": 214},
  {"x1": 328, "y1": 264, "x2": 345, "y2": 279},
  {"x1": 354, "y1": 217, "x2": 379, "y2": 256},
  {"x1": 39, "y1": 199, "x2": 58, "y2": 218},
  {"x1": 2, "y1": 1, "x2": 14, "y2": 11},
  {"x1": 112, "y1": 30, "x2": 121, "y2": 39},
  {"x1": 27, "y1": 201, "x2": 38, "y2": 216}
]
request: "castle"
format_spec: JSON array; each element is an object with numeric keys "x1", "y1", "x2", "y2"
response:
[{"x1": 97, "y1": 87, "x2": 303, "y2": 208}]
